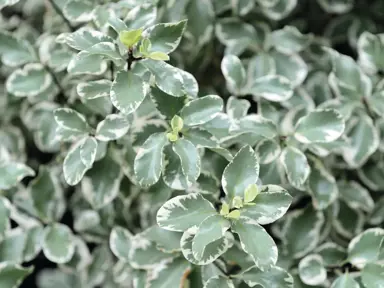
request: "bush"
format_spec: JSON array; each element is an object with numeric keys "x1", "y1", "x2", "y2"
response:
[{"x1": 1, "y1": 0, "x2": 384, "y2": 287}]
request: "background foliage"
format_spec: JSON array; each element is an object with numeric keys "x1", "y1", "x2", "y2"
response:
[{"x1": 1, "y1": 0, "x2": 384, "y2": 287}]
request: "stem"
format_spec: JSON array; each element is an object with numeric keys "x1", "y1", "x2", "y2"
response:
[
  {"x1": 46, "y1": 0, "x2": 75, "y2": 32},
  {"x1": 44, "y1": 65, "x2": 67, "y2": 104},
  {"x1": 127, "y1": 47, "x2": 143, "y2": 70},
  {"x1": 362, "y1": 96, "x2": 375, "y2": 121}
]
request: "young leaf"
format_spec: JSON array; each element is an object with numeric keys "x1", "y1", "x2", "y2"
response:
[
  {"x1": 148, "y1": 51, "x2": 170, "y2": 61},
  {"x1": 222, "y1": 145, "x2": 259, "y2": 200},
  {"x1": 232, "y1": 218, "x2": 278, "y2": 271},
  {"x1": 180, "y1": 95, "x2": 223, "y2": 126},
  {"x1": 119, "y1": 28, "x2": 143, "y2": 47},
  {"x1": 110, "y1": 71, "x2": 148, "y2": 115},
  {"x1": 157, "y1": 193, "x2": 217, "y2": 232},
  {"x1": 294, "y1": 109, "x2": 345, "y2": 144},
  {"x1": 42, "y1": 224, "x2": 75, "y2": 264},
  {"x1": 226, "y1": 210, "x2": 241, "y2": 220}
]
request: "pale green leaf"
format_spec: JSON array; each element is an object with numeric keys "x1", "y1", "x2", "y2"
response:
[
  {"x1": 95, "y1": 114, "x2": 130, "y2": 141},
  {"x1": 63, "y1": 141, "x2": 89, "y2": 186},
  {"x1": 248, "y1": 75, "x2": 293, "y2": 102},
  {"x1": 0, "y1": 263, "x2": 33, "y2": 288},
  {"x1": 0, "y1": 162, "x2": 35, "y2": 190},
  {"x1": 63, "y1": 0, "x2": 94, "y2": 22},
  {"x1": 298, "y1": 254, "x2": 327, "y2": 286},
  {"x1": 221, "y1": 54, "x2": 246, "y2": 95},
  {"x1": 331, "y1": 274, "x2": 360, "y2": 288},
  {"x1": 204, "y1": 276, "x2": 235, "y2": 288},
  {"x1": 180, "y1": 95, "x2": 223, "y2": 126},
  {"x1": 236, "y1": 265, "x2": 294, "y2": 288},
  {"x1": 42, "y1": 224, "x2": 75, "y2": 264},
  {"x1": 119, "y1": 29, "x2": 143, "y2": 47},
  {"x1": 109, "y1": 226, "x2": 132, "y2": 262},
  {"x1": 362, "y1": 263, "x2": 384, "y2": 288},
  {"x1": 280, "y1": 146, "x2": 310, "y2": 188},
  {"x1": 53, "y1": 108, "x2": 90, "y2": 133}
]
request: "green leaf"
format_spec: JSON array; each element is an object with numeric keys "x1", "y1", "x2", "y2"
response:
[
  {"x1": 42, "y1": 224, "x2": 75, "y2": 264},
  {"x1": 109, "y1": 226, "x2": 132, "y2": 262},
  {"x1": 222, "y1": 145, "x2": 259, "y2": 199},
  {"x1": 0, "y1": 31, "x2": 35, "y2": 66},
  {"x1": 144, "y1": 226, "x2": 182, "y2": 253},
  {"x1": 204, "y1": 276, "x2": 235, "y2": 288},
  {"x1": 317, "y1": 0, "x2": 354, "y2": 13},
  {"x1": 241, "y1": 185, "x2": 292, "y2": 225},
  {"x1": 148, "y1": 51, "x2": 170, "y2": 61},
  {"x1": 134, "y1": 132, "x2": 168, "y2": 187},
  {"x1": 63, "y1": 0, "x2": 94, "y2": 23},
  {"x1": 146, "y1": 20, "x2": 187, "y2": 54},
  {"x1": 142, "y1": 59, "x2": 184, "y2": 97},
  {"x1": 150, "y1": 86, "x2": 187, "y2": 119},
  {"x1": 0, "y1": 197, "x2": 10, "y2": 240},
  {"x1": 244, "y1": 184, "x2": 259, "y2": 203},
  {"x1": 171, "y1": 115, "x2": 184, "y2": 132},
  {"x1": 67, "y1": 51, "x2": 107, "y2": 75},
  {"x1": 271, "y1": 25, "x2": 311, "y2": 54},
  {"x1": 63, "y1": 141, "x2": 89, "y2": 186},
  {"x1": 248, "y1": 75, "x2": 293, "y2": 102},
  {"x1": 0, "y1": 162, "x2": 35, "y2": 190},
  {"x1": 334, "y1": 200, "x2": 364, "y2": 239},
  {"x1": 298, "y1": 254, "x2": 327, "y2": 286},
  {"x1": 226, "y1": 96, "x2": 250, "y2": 120},
  {"x1": 146, "y1": 257, "x2": 191, "y2": 288},
  {"x1": 81, "y1": 154, "x2": 122, "y2": 209},
  {"x1": 80, "y1": 137, "x2": 97, "y2": 169},
  {"x1": 362, "y1": 263, "x2": 384, "y2": 288},
  {"x1": 255, "y1": 138, "x2": 281, "y2": 165},
  {"x1": 172, "y1": 138, "x2": 201, "y2": 186},
  {"x1": 357, "y1": 32, "x2": 384, "y2": 74},
  {"x1": 236, "y1": 265, "x2": 294, "y2": 288},
  {"x1": 57, "y1": 29, "x2": 113, "y2": 51},
  {"x1": 181, "y1": 227, "x2": 232, "y2": 265},
  {"x1": 232, "y1": 218, "x2": 278, "y2": 270},
  {"x1": 6, "y1": 64, "x2": 52, "y2": 98},
  {"x1": 315, "y1": 242, "x2": 347, "y2": 267},
  {"x1": 343, "y1": 114, "x2": 379, "y2": 168},
  {"x1": 259, "y1": 0, "x2": 297, "y2": 21},
  {"x1": 110, "y1": 71, "x2": 148, "y2": 115},
  {"x1": 280, "y1": 146, "x2": 310, "y2": 188},
  {"x1": 157, "y1": 193, "x2": 217, "y2": 232},
  {"x1": 348, "y1": 228, "x2": 384, "y2": 269},
  {"x1": 119, "y1": 29, "x2": 143, "y2": 47},
  {"x1": 226, "y1": 210, "x2": 241, "y2": 220},
  {"x1": 86, "y1": 42, "x2": 124, "y2": 65},
  {"x1": 221, "y1": 54, "x2": 246, "y2": 95},
  {"x1": 77, "y1": 79, "x2": 111, "y2": 100},
  {"x1": 53, "y1": 108, "x2": 90, "y2": 133},
  {"x1": 294, "y1": 109, "x2": 345, "y2": 144},
  {"x1": 162, "y1": 145, "x2": 190, "y2": 190},
  {"x1": 230, "y1": 114, "x2": 278, "y2": 139},
  {"x1": 192, "y1": 215, "x2": 231, "y2": 260},
  {"x1": 338, "y1": 181, "x2": 374, "y2": 212},
  {"x1": 95, "y1": 114, "x2": 130, "y2": 141},
  {"x1": 307, "y1": 157, "x2": 338, "y2": 210},
  {"x1": 331, "y1": 274, "x2": 360, "y2": 288},
  {"x1": 180, "y1": 95, "x2": 223, "y2": 126},
  {"x1": 0, "y1": 263, "x2": 33, "y2": 288}
]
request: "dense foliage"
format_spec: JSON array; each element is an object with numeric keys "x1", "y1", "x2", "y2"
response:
[{"x1": 1, "y1": 0, "x2": 384, "y2": 287}]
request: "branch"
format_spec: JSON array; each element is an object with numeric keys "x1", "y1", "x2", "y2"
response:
[{"x1": 127, "y1": 47, "x2": 143, "y2": 70}]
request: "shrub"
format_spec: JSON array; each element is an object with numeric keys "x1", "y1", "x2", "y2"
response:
[{"x1": 0, "y1": 0, "x2": 384, "y2": 287}]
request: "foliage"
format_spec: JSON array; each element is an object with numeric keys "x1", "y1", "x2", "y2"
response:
[{"x1": 0, "y1": 0, "x2": 384, "y2": 287}]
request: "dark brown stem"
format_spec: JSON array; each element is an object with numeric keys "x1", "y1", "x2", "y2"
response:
[{"x1": 127, "y1": 47, "x2": 143, "y2": 70}]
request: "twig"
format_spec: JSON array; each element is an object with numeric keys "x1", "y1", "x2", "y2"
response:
[
  {"x1": 46, "y1": 0, "x2": 75, "y2": 32},
  {"x1": 127, "y1": 47, "x2": 143, "y2": 70}
]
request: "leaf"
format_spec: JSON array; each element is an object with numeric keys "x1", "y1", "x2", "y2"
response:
[
  {"x1": 146, "y1": 20, "x2": 187, "y2": 54},
  {"x1": 343, "y1": 114, "x2": 379, "y2": 168},
  {"x1": 331, "y1": 274, "x2": 360, "y2": 288},
  {"x1": 109, "y1": 226, "x2": 132, "y2": 262},
  {"x1": 180, "y1": 95, "x2": 224, "y2": 126},
  {"x1": 280, "y1": 146, "x2": 310, "y2": 188},
  {"x1": 222, "y1": 145, "x2": 259, "y2": 201},
  {"x1": 162, "y1": 145, "x2": 190, "y2": 190},
  {"x1": 204, "y1": 276, "x2": 235, "y2": 288},
  {"x1": 221, "y1": 55, "x2": 246, "y2": 94},
  {"x1": 63, "y1": 0, "x2": 94, "y2": 22},
  {"x1": 255, "y1": 138, "x2": 281, "y2": 165},
  {"x1": 0, "y1": 31, "x2": 35, "y2": 66},
  {"x1": 294, "y1": 109, "x2": 345, "y2": 144},
  {"x1": 172, "y1": 138, "x2": 201, "y2": 186},
  {"x1": 148, "y1": 51, "x2": 170, "y2": 61},
  {"x1": 150, "y1": 86, "x2": 186, "y2": 119},
  {"x1": 282, "y1": 205, "x2": 324, "y2": 259},
  {"x1": 157, "y1": 193, "x2": 217, "y2": 232},
  {"x1": 119, "y1": 28, "x2": 143, "y2": 47},
  {"x1": 42, "y1": 224, "x2": 75, "y2": 264},
  {"x1": 307, "y1": 157, "x2": 338, "y2": 210},
  {"x1": 95, "y1": 114, "x2": 130, "y2": 141},
  {"x1": 241, "y1": 185, "x2": 292, "y2": 225},
  {"x1": 57, "y1": 29, "x2": 113, "y2": 51},
  {"x1": 232, "y1": 218, "x2": 278, "y2": 271},
  {"x1": 146, "y1": 257, "x2": 191, "y2": 288},
  {"x1": 0, "y1": 263, "x2": 33, "y2": 288},
  {"x1": 236, "y1": 265, "x2": 294, "y2": 288},
  {"x1": 248, "y1": 75, "x2": 293, "y2": 102},
  {"x1": 67, "y1": 51, "x2": 107, "y2": 75},
  {"x1": 81, "y1": 155, "x2": 122, "y2": 209},
  {"x1": 6, "y1": 63, "x2": 52, "y2": 97},
  {"x1": 0, "y1": 198, "x2": 10, "y2": 241},
  {"x1": 0, "y1": 162, "x2": 35, "y2": 190},
  {"x1": 77, "y1": 80, "x2": 112, "y2": 100},
  {"x1": 192, "y1": 215, "x2": 231, "y2": 260},
  {"x1": 63, "y1": 141, "x2": 89, "y2": 186},
  {"x1": 53, "y1": 108, "x2": 90, "y2": 133},
  {"x1": 181, "y1": 227, "x2": 232, "y2": 265},
  {"x1": 86, "y1": 42, "x2": 123, "y2": 64},
  {"x1": 79, "y1": 137, "x2": 97, "y2": 169},
  {"x1": 110, "y1": 71, "x2": 148, "y2": 115},
  {"x1": 134, "y1": 132, "x2": 168, "y2": 187},
  {"x1": 179, "y1": 70, "x2": 199, "y2": 97},
  {"x1": 298, "y1": 254, "x2": 327, "y2": 286},
  {"x1": 226, "y1": 96, "x2": 250, "y2": 120},
  {"x1": 315, "y1": 242, "x2": 347, "y2": 267},
  {"x1": 357, "y1": 32, "x2": 384, "y2": 74},
  {"x1": 271, "y1": 25, "x2": 311, "y2": 54},
  {"x1": 338, "y1": 181, "x2": 374, "y2": 212},
  {"x1": 317, "y1": 0, "x2": 354, "y2": 13},
  {"x1": 142, "y1": 59, "x2": 184, "y2": 97},
  {"x1": 361, "y1": 263, "x2": 384, "y2": 288},
  {"x1": 144, "y1": 226, "x2": 182, "y2": 253},
  {"x1": 334, "y1": 200, "x2": 364, "y2": 239},
  {"x1": 259, "y1": 0, "x2": 297, "y2": 21},
  {"x1": 348, "y1": 228, "x2": 384, "y2": 269},
  {"x1": 230, "y1": 114, "x2": 278, "y2": 139}
]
